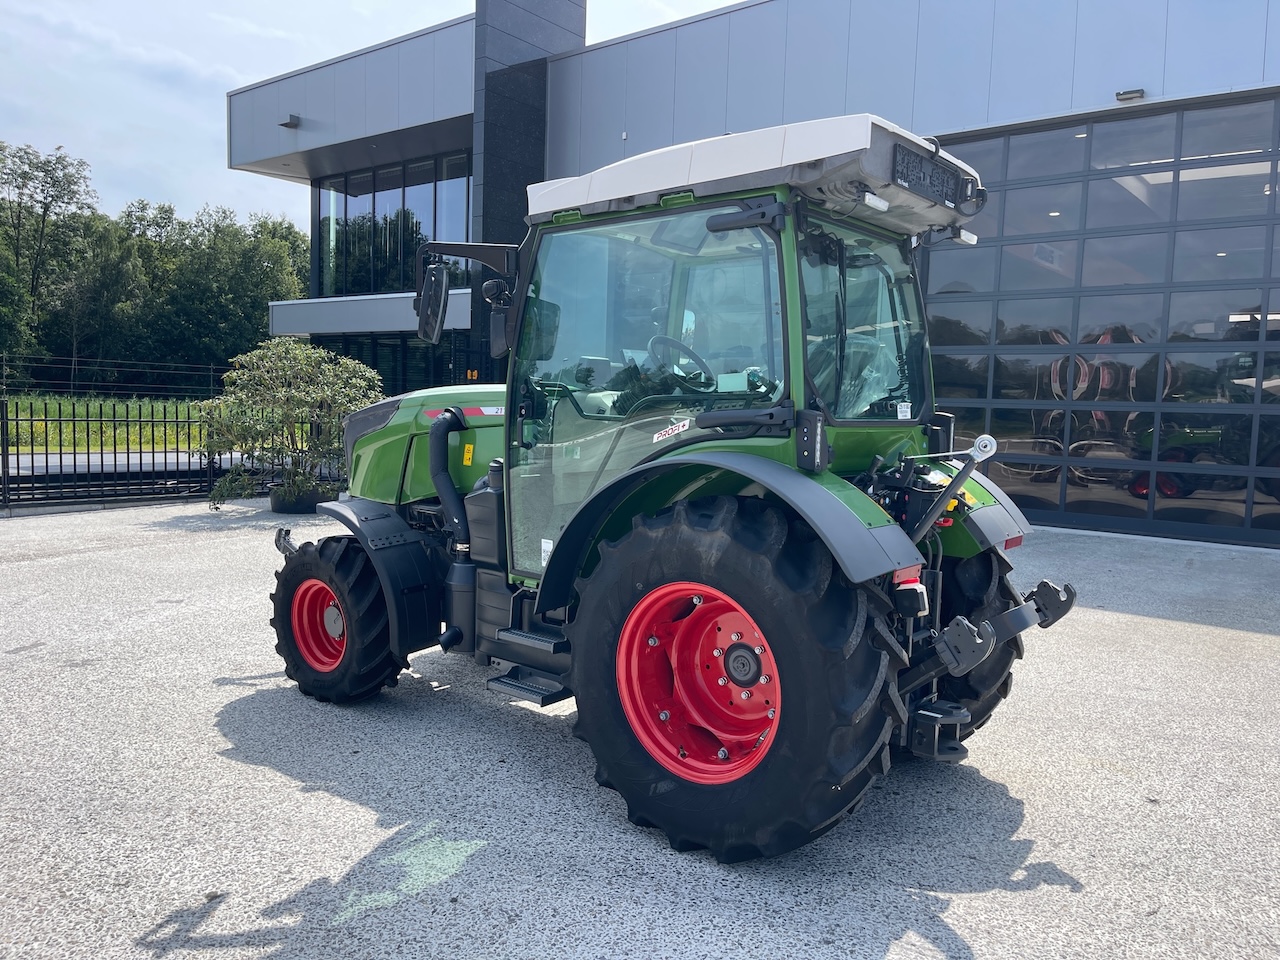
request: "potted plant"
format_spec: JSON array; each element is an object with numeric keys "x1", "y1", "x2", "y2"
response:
[{"x1": 201, "y1": 337, "x2": 383, "y2": 512}]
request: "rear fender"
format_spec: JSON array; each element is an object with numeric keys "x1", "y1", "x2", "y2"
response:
[
  {"x1": 317, "y1": 498, "x2": 444, "y2": 662},
  {"x1": 535, "y1": 451, "x2": 924, "y2": 614}
]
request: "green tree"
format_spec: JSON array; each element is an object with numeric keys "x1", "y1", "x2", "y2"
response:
[
  {"x1": 249, "y1": 213, "x2": 309, "y2": 296},
  {"x1": 156, "y1": 206, "x2": 304, "y2": 367},
  {"x1": 41, "y1": 213, "x2": 145, "y2": 388},
  {"x1": 0, "y1": 244, "x2": 30, "y2": 355},
  {"x1": 0, "y1": 142, "x2": 97, "y2": 324}
]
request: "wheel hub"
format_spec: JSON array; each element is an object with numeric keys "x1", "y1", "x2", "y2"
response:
[
  {"x1": 724, "y1": 643, "x2": 761, "y2": 687},
  {"x1": 616, "y1": 581, "x2": 780, "y2": 785},
  {"x1": 323, "y1": 603, "x2": 345, "y2": 639}
]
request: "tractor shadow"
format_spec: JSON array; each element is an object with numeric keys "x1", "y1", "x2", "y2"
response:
[
  {"x1": 142, "y1": 650, "x2": 1079, "y2": 960},
  {"x1": 139, "y1": 499, "x2": 348, "y2": 536}
]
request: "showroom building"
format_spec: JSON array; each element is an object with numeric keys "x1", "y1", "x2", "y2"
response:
[{"x1": 227, "y1": 0, "x2": 1280, "y2": 546}]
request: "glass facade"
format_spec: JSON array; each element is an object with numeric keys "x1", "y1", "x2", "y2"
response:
[
  {"x1": 313, "y1": 151, "x2": 471, "y2": 298},
  {"x1": 932, "y1": 93, "x2": 1280, "y2": 545},
  {"x1": 310, "y1": 331, "x2": 491, "y2": 398}
]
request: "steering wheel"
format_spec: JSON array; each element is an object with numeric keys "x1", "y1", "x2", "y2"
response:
[{"x1": 647, "y1": 335, "x2": 716, "y2": 383}]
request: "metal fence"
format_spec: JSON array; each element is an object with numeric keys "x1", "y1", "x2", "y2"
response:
[
  {"x1": 1, "y1": 353, "x2": 229, "y2": 399},
  {"x1": 1, "y1": 353, "x2": 232, "y2": 510},
  {"x1": 1, "y1": 397, "x2": 216, "y2": 509}
]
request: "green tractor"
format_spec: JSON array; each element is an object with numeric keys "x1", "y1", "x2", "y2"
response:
[{"x1": 271, "y1": 114, "x2": 1075, "y2": 862}]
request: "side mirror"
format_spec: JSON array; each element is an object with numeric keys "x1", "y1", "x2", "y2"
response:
[
  {"x1": 489, "y1": 307, "x2": 509, "y2": 358},
  {"x1": 483, "y1": 279, "x2": 513, "y2": 358},
  {"x1": 414, "y1": 261, "x2": 449, "y2": 344}
]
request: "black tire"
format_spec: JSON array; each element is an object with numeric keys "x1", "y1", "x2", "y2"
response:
[
  {"x1": 937, "y1": 551, "x2": 1024, "y2": 739},
  {"x1": 270, "y1": 536, "x2": 401, "y2": 703},
  {"x1": 566, "y1": 496, "x2": 905, "y2": 863}
]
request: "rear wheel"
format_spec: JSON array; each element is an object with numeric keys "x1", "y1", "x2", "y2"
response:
[
  {"x1": 938, "y1": 551, "x2": 1023, "y2": 738},
  {"x1": 270, "y1": 536, "x2": 401, "y2": 702},
  {"x1": 567, "y1": 496, "x2": 903, "y2": 862}
]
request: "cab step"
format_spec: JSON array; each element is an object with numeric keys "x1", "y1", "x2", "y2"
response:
[
  {"x1": 487, "y1": 666, "x2": 572, "y2": 707},
  {"x1": 495, "y1": 627, "x2": 570, "y2": 655}
]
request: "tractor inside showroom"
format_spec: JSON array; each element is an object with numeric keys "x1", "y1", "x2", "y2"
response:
[{"x1": 270, "y1": 114, "x2": 1076, "y2": 862}]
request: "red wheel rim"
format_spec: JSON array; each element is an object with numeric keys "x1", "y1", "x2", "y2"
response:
[
  {"x1": 616, "y1": 581, "x2": 780, "y2": 785},
  {"x1": 291, "y1": 579, "x2": 346, "y2": 672}
]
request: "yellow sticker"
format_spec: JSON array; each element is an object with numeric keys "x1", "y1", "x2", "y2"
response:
[{"x1": 463, "y1": 443, "x2": 474, "y2": 466}]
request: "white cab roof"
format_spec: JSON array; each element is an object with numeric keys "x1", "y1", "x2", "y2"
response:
[{"x1": 526, "y1": 114, "x2": 983, "y2": 236}]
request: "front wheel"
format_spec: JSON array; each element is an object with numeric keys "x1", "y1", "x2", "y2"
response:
[
  {"x1": 567, "y1": 497, "x2": 903, "y2": 862},
  {"x1": 270, "y1": 536, "x2": 401, "y2": 703}
]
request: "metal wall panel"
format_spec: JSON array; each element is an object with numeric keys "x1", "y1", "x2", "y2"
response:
[
  {"x1": 229, "y1": 19, "x2": 477, "y2": 172},
  {"x1": 988, "y1": 0, "x2": 1077, "y2": 123},
  {"x1": 672, "y1": 15, "x2": 730, "y2": 145},
  {"x1": 624, "y1": 32, "x2": 676, "y2": 158},
  {"x1": 783, "y1": 0, "x2": 851, "y2": 124},
  {"x1": 546, "y1": 55, "x2": 583, "y2": 178},
  {"x1": 302, "y1": 67, "x2": 337, "y2": 152},
  {"x1": 579, "y1": 45, "x2": 627, "y2": 173},
  {"x1": 333, "y1": 57, "x2": 367, "y2": 144},
  {"x1": 433, "y1": 22, "x2": 476, "y2": 121},
  {"x1": 272, "y1": 73, "x2": 307, "y2": 160},
  {"x1": 1265, "y1": 0, "x2": 1280, "y2": 84},
  {"x1": 228, "y1": 94, "x2": 255, "y2": 168},
  {"x1": 250, "y1": 85, "x2": 282, "y2": 166},
  {"x1": 1071, "y1": 0, "x2": 1167, "y2": 112},
  {"x1": 1164, "y1": 0, "x2": 1267, "y2": 97},
  {"x1": 845, "y1": 0, "x2": 919, "y2": 126},
  {"x1": 363, "y1": 46, "x2": 400, "y2": 136},
  {"x1": 726, "y1": 2, "x2": 787, "y2": 134},
  {"x1": 913, "y1": 0, "x2": 995, "y2": 135},
  {"x1": 399, "y1": 32, "x2": 436, "y2": 129},
  {"x1": 269, "y1": 290, "x2": 472, "y2": 336}
]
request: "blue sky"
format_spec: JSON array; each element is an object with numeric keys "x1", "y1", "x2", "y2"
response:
[{"x1": 0, "y1": 0, "x2": 735, "y2": 227}]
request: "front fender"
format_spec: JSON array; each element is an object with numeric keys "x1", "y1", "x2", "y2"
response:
[
  {"x1": 535, "y1": 452, "x2": 924, "y2": 614},
  {"x1": 317, "y1": 498, "x2": 444, "y2": 661}
]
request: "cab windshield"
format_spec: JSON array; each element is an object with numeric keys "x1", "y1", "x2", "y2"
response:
[{"x1": 799, "y1": 213, "x2": 928, "y2": 421}]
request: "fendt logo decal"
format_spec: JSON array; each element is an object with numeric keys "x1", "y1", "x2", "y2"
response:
[{"x1": 653, "y1": 418, "x2": 691, "y2": 444}]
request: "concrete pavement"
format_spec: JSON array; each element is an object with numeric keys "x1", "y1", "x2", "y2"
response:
[{"x1": 0, "y1": 501, "x2": 1276, "y2": 959}]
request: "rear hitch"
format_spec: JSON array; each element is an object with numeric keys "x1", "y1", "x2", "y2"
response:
[
  {"x1": 274, "y1": 528, "x2": 298, "y2": 558},
  {"x1": 898, "y1": 579, "x2": 1077, "y2": 699},
  {"x1": 908, "y1": 699, "x2": 970, "y2": 762},
  {"x1": 1025, "y1": 579, "x2": 1076, "y2": 628},
  {"x1": 898, "y1": 616, "x2": 996, "y2": 697}
]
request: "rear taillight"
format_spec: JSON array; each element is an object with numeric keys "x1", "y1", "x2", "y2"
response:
[{"x1": 892, "y1": 564, "x2": 923, "y2": 585}]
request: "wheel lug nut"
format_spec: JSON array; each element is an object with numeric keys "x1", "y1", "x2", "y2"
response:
[
  {"x1": 759, "y1": 675, "x2": 770, "y2": 685},
  {"x1": 692, "y1": 595, "x2": 703, "y2": 605},
  {"x1": 647, "y1": 636, "x2": 658, "y2": 647},
  {"x1": 767, "y1": 708, "x2": 775, "y2": 719},
  {"x1": 731, "y1": 632, "x2": 742, "y2": 641},
  {"x1": 717, "y1": 748, "x2": 729, "y2": 760},
  {"x1": 754, "y1": 645, "x2": 764, "y2": 655},
  {"x1": 712, "y1": 648, "x2": 723, "y2": 658},
  {"x1": 740, "y1": 690, "x2": 751, "y2": 700},
  {"x1": 717, "y1": 677, "x2": 728, "y2": 686},
  {"x1": 658, "y1": 710, "x2": 670, "y2": 722}
]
